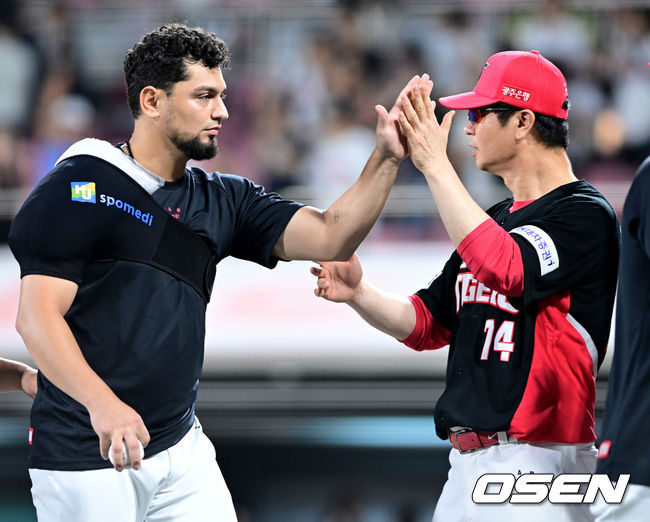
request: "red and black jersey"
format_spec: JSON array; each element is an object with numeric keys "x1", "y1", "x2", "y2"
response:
[{"x1": 407, "y1": 181, "x2": 620, "y2": 443}]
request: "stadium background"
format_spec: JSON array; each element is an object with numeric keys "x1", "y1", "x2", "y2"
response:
[{"x1": 0, "y1": 0, "x2": 647, "y2": 520}]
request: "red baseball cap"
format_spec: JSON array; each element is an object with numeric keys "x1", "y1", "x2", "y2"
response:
[{"x1": 439, "y1": 50, "x2": 569, "y2": 119}]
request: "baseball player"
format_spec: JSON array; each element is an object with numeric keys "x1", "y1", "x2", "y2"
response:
[
  {"x1": 8, "y1": 23, "x2": 428, "y2": 522},
  {"x1": 312, "y1": 50, "x2": 620, "y2": 521},
  {"x1": 591, "y1": 154, "x2": 650, "y2": 521},
  {"x1": 0, "y1": 357, "x2": 37, "y2": 398}
]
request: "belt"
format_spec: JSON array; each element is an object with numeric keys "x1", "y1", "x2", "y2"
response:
[{"x1": 448, "y1": 428, "x2": 510, "y2": 454}]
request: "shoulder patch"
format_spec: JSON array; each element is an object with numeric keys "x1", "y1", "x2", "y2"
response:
[{"x1": 511, "y1": 224, "x2": 559, "y2": 276}]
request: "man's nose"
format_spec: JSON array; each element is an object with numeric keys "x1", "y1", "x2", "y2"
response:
[{"x1": 214, "y1": 99, "x2": 228, "y2": 121}]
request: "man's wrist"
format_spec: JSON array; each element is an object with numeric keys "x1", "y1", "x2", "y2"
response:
[
  {"x1": 350, "y1": 279, "x2": 368, "y2": 307},
  {"x1": 373, "y1": 146, "x2": 403, "y2": 168},
  {"x1": 83, "y1": 383, "x2": 118, "y2": 413},
  {"x1": 383, "y1": 154, "x2": 402, "y2": 167},
  {"x1": 422, "y1": 158, "x2": 454, "y2": 179}
]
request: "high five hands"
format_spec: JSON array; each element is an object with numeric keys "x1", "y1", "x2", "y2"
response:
[
  {"x1": 375, "y1": 74, "x2": 434, "y2": 162},
  {"x1": 312, "y1": 75, "x2": 455, "y2": 303},
  {"x1": 397, "y1": 80, "x2": 456, "y2": 175}
]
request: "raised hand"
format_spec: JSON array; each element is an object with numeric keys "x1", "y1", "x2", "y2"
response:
[
  {"x1": 397, "y1": 82, "x2": 455, "y2": 175},
  {"x1": 310, "y1": 253, "x2": 363, "y2": 303},
  {"x1": 376, "y1": 74, "x2": 433, "y2": 161}
]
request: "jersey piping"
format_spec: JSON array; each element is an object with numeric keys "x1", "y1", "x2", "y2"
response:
[{"x1": 566, "y1": 313, "x2": 598, "y2": 378}]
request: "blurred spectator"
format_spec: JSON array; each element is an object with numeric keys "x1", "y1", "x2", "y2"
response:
[
  {"x1": 561, "y1": 65, "x2": 608, "y2": 171},
  {"x1": 505, "y1": 1, "x2": 601, "y2": 172},
  {"x1": 401, "y1": 9, "x2": 496, "y2": 97},
  {"x1": 274, "y1": 32, "x2": 334, "y2": 147},
  {"x1": 399, "y1": 9, "x2": 506, "y2": 209},
  {"x1": 0, "y1": 2, "x2": 39, "y2": 135},
  {"x1": 337, "y1": 0, "x2": 401, "y2": 53},
  {"x1": 31, "y1": 0, "x2": 78, "y2": 78},
  {"x1": 253, "y1": 91, "x2": 305, "y2": 192},
  {"x1": 303, "y1": 96, "x2": 376, "y2": 209},
  {"x1": 578, "y1": 108, "x2": 636, "y2": 216},
  {"x1": 31, "y1": 92, "x2": 96, "y2": 184},
  {"x1": 607, "y1": 8, "x2": 650, "y2": 164},
  {"x1": 507, "y1": 0, "x2": 594, "y2": 69},
  {"x1": 607, "y1": 8, "x2": 650, "y2": 76},
  {"x1": 0, "y1": 130, "x2": 28, "y2": 189},
  {"x1": 0, "y1": 1, "x2": 39, "y2": 189},
  {"x1": 0, "y1": 0, "x2": 644, "y2": 234}
]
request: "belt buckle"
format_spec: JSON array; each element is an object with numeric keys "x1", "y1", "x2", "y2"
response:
[{"x1": 450, "y1": 428, "x2": 477, "y2": 454}]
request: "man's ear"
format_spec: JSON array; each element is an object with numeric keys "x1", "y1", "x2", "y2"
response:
[
  {"x1": 514, "y1": 109, "x2": 536, "y2": 141},
  {"x1": 139, "y1": 86, "x2": 165, "y2": 120}
]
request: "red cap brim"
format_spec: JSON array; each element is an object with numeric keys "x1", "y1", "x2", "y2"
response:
[{"x1": 438, "y1": 91, "x2": 499, "y2": 110}]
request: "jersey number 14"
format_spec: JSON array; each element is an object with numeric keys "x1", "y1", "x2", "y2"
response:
[{"x1": 481, "y1": 320, "x2": 515, "y2": 362}]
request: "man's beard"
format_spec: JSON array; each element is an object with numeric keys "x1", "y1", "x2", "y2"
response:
[{"x1": 169, "y1": 130, "x2": 218, "y2": 161}]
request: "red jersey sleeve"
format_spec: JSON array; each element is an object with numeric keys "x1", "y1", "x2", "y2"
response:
[
  {"x1": 400, "y1": 295, "x2": 451, "y2": 351},
  {"x1": 457, "y1": 218, "x2": 524, "y2": 296}
]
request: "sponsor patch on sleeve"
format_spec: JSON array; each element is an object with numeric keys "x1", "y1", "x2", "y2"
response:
[{"x1": 511, "y1": 224, "x2": 559, "y2": 276}]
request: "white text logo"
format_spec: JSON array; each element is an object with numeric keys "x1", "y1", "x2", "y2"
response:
[{"x1": 472, "y1": 473, "x2": 629, "y2": 504}]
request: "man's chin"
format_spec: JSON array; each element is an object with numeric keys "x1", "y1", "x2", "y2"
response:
[{"x1": 175, "y1": 138, "x2": 218, "y2": 161}]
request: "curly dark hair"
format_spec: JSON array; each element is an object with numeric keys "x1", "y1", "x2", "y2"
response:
[{"x1": 124, "y1": 23, "x2": 230, "y2": 118}]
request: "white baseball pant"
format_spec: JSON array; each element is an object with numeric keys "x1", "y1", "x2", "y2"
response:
[
  {"x1": 29, "y1": 416, "x2": 237, "y2": 522},
  {"x1": 432, "y1": 440, "x2": 597, "y2": 522}
]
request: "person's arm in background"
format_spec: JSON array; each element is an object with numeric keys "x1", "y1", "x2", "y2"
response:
[
  {"x1": 0, "y1": 357, "x2": 37, "y2": 398},
  {"x1": 273, "y1": 75, "x2": 432, "y2": 262},
  {"x1": 16, "y1": 274, "x2": 150, "y2": 471}
]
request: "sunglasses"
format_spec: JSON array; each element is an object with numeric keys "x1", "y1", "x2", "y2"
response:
[{"x1": 468, "y1": 107, "x2": 514, "y2": 124}]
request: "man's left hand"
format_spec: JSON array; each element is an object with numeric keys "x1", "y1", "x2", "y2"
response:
[{"x1": 376, "y1": 74, "x2": 433, "y2": 161}]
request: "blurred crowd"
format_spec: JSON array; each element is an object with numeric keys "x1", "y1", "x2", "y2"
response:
[{"x1": 1, "y1": 0, "x2": 648, "y2": 232}]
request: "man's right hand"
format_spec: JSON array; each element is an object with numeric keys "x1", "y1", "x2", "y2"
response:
[
  {"x1": 310, "y1": 253, "x2": 417, "y2": 341},
  {"x1": 88, "y1": 396, "x2": 150, "y2": 472},
  {"x1": 311, "y1": 253, "x2": 363, "y2": 303}
]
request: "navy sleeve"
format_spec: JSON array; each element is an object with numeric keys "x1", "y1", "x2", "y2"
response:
[
  {"x1": 220, "y1": 174, "x2": 303, "y2": 268},
  {"x1": 627, "y1": 157, "x2": 650, "y2": 258},
  {"x1": 510, "y1": 195, "x2": 619, "y2": 306},
  {"x1": 9, "y1": 163, "x2": 106, "y2": 282}
]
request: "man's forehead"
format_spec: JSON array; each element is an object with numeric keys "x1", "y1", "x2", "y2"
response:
[{"x1": 182, "y1": 62, "x2": 225, "y2": 87}]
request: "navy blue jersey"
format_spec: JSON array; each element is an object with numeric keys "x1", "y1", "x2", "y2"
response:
[
  {"x1": 414, "y1": 181, "x2": 619, "y2": 443},
  {"x1": 9, "y1": 139, "x2": 302, "y2": 470},
  {"x1": 597, "y1": 156, "x2": 650, "y2": 486}
]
